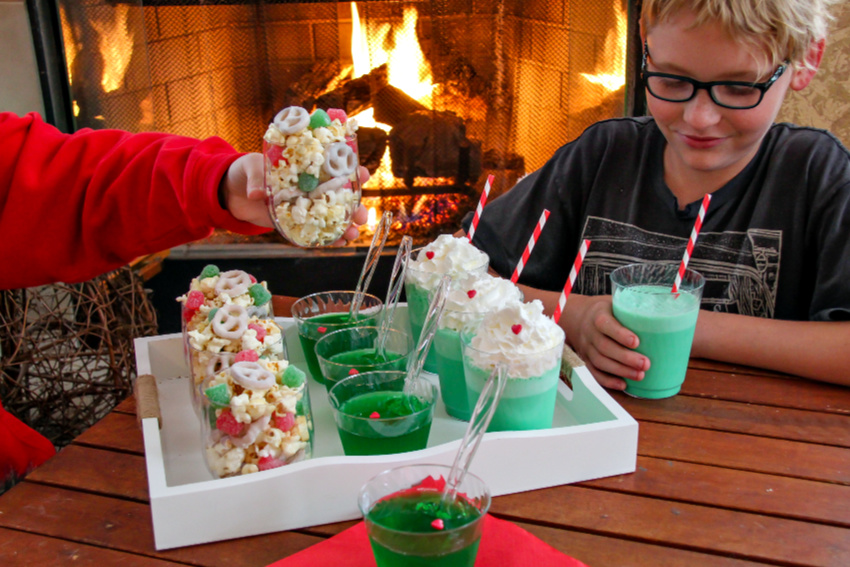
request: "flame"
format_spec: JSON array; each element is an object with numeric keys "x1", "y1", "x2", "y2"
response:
[
  {"x1": 366, "y1": 206, "x2": 378, "y2": 231},
  {"x1": 580, "y1": 0, "x2": 627, "y2": 92},
  {"x1": 91, "y1": 5, "x2": 134, "y2": 93}
]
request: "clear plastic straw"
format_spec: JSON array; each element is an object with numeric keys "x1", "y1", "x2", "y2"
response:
[
  {"x1": 375, "y1": 235, "x2": 412, "y2": 358},
  {"x1": 349, "y1": 211, "x2": 393, "y2": 318},
  {"x1": 403, "y1": 275, "x2": 450, "y2": 394},
  {"x1": 441, "y1": 362, "x2": 508, "y2": 507}
]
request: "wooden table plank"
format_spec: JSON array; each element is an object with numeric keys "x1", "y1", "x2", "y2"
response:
[
  {"x1": 637, "y1": 422, "x2": 850, "y2": 484},
  {"x1": 679, "y1": 369, "x2": 850, "y2": 415},
  {"x1": 73, "y1": 411, "x2": 145, "y2": 455},
  {"x1": 580, "y1": 455, "x2": 850, "y2": 526},
  {"x1": 613, "y1": 392, "x2": 850, "y2": 447},
  {"x1": 492, "y1": 485, "x2": 850, "y2": 567},
  {"x1": 0, "y1": 483, "x2": 325, "y2": 567},
  {"x1": 0, "y1": 527, "x2": 185, "y2": 566}
]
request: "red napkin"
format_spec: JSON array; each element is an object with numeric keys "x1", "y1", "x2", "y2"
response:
[
  {"x1": 0, "y1": 398, "x2": 55, "y2": 481},
  {"x1": 269, "y1": 514, "x2": 589, "y2": 567}
]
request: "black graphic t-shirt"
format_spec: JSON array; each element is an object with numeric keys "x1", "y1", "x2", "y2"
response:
[{"x1": 464, "y1": 117, "x2": 850, "y2": 322}]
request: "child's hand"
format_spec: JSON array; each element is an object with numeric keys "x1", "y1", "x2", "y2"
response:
[
  {"x1": 223, "y1": 155, "x2": 370, "y2": 245},
  {"x1": 565, "y1": 294, "x2": 649, "y2": 390}
]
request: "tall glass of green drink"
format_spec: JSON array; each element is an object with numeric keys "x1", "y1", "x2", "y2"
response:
[
  {"x1": 291, "y1": 291, "x2": 383, "y2": 385},
  {"x1": 358, "y1": 464, "x2": 490, "y2": 567},
  {"x1": 315, "y1": 326, "x2": 413, "y2": 390},
  {"x1": 328, "y1": 370, "x2": 436, "y2": 455}
]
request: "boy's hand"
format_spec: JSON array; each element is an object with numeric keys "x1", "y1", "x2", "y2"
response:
[
  {"x1": 565, "y1": 294, "x2": 649, "y2": 390},
  {"x1": 222, "y1": 154, "x2": 370, "y2": 244}
]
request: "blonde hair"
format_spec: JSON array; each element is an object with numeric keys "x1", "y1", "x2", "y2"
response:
[{"x1": 640, "y1": 0, "x2": 838, "y2": 70}]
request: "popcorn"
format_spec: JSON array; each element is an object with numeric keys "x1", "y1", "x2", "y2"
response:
[
  {"x1": 203, "y1": 359, "x2": 312, "y2": 478},
  {"x1": 264, "y1": 106, "x2": 361, "y2": 247}
]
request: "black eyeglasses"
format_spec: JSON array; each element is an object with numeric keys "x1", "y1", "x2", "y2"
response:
[{"x1": 641, "y1": 41, "x2": 787, "y2": 110}]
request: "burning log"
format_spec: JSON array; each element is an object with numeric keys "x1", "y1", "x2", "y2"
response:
[
  {"x1": 315, "y1": 64, "x2": 388, "y2": 117},
  {"x1": 356, "y1": 127, "x2": 388, "y2": 174},
  {"x1": 372, "y1": 85, "x2": 428, "y2": 127},
  {"x1": 282, "y1": 59, "x2": 345, "y2": 110},
  {"x1": 388, "y1": 110, "x2": 482, "y2": 187}
]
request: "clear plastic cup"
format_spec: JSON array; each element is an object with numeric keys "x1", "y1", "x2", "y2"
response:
[
  {"x1": 358, "y1": 464, "x2": 490, "y2": 567},
  {"x1": 291, "y1": 291, "x2": 383, "y2": 385},
  {"x1": 611, "y1": 262, "x2": 705, "y2": 399},
  {"x1": 200, "y1": 358, "x2": 312, "y2": 478},
  {"x1": 327, "y1": 370, "x2": 436, "y2": 456},
  {"x1": 264, "y1": 132, "x2": 362, "y2": 248},
  {"x1": 315, "y1": 326, "x2": 413, "y2": 390}
]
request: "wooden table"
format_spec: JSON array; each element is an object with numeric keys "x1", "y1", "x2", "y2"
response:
[{"x1": 1, "y1": 325, "x2": 848, "y2": 565}]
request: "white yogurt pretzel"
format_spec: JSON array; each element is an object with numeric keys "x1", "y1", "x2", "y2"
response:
[
  {"x1": 215, "y1": 270, "x2": 253, "y2": 298},
  {"x1": 273, "y1": 107, "x2": 310, "y2": 135},
  {"x1": 322, "y1": 142, "x2": 357, "y2": 177},
  {"x1": 212, "y1": 304, "x2": 249, "y2": 339},
  {"x1": 230, "y1": 361, "x2": 276, "y2": 391}
]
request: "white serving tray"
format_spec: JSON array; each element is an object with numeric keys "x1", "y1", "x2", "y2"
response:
[{"x1": 135, "y1": 308, "x2": 638, "y2": 550}]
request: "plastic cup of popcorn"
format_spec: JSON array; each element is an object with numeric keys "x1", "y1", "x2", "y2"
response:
[
  {"x1": 200, "y1": 358, "x2": 313, "y2": 479},
  {"x1": 264, "y1": 106, "x2": 362, "y2": 248}
]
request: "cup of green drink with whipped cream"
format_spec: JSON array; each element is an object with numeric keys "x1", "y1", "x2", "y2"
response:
[
  {"x1": 404, "y1": 235, "x2": 489, "y2": 374},
  {"x1": 433, "y1": 273, "x2": 522, "y2": 421},
  {"x1": 462, "y1": 300, "x2": 565, "y2": 431}
]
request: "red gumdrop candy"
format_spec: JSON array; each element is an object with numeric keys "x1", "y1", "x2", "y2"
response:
[
  {"x1": 234, "y1": 350, "x2": 259, "y2": 363},
  {"x1": 183, "y1": 307, "x2": 198, "y2": 323},
  {"x1": 346, "y1": 138, "x2": 358, "y2": 155},
  {"x1": 274, "y1": 412, "x2": 296, "y2": 431},
  {"x1": 327, "y1": 108, "x2": 347, "y2": 124},
  {"x1": 216, "y1": 410, "x2": 244, "y2": 436},
  {"x1": 248, "y1": 323, "x2": 267, "y2": 341},
  {"x1": 186, "y1": 290, "x2": 205, "y2": 310},
  {"x1": 266, "y1": 145, "x2": 288, "y2": 168},
  {"x1": 258, "y1": 456, "x2": 287, "y2": 471}
]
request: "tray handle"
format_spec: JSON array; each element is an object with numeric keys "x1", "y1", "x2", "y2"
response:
[
  {"x1": 134, "y1": 374, "x2": 162, "y2": 429},
  {"x1": 560, "y1": 344, "x2": 585, "y2": 389}
]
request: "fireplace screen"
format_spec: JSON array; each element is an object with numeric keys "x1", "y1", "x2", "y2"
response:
[{"x1": 58, "y1": 0, "x2": 634, "y2": 245}]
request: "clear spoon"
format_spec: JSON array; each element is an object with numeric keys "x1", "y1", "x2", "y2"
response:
[
  {"x1": 441, "y1": 362, "x2": 508, "y2": 507},
  {"x1": 349, "y1": 211, "x2": 394, "y2": 319},
  {"x1": 375, "y1": 235, "x2": 412, "y2": 358},
  {"x1": 403, "y1": 275, "x2": 450, "y2": 394}
]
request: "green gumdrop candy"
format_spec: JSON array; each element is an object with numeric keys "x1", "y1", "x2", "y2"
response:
[
  {"x1": 309, "y1": 109, "x2": 331, "y2": 129},
  {"x1": 248, "y1": 283, "x2": 271, "y2": 306},
  {"x1": 208, "y1": 307, "x2": 219, "y2": 321},
  {"x1": 280, "y1": 365, "x2": 306, "y2": 388},
  {"x1": 200, "y1": 264, "x2": 220, "y2": 279},
  {"x1": 296, "y1": 400, "x2": 304, "y2": 414},
  {"x1": 207, "y1": 407, "x2": 218, "y2": 429},
  {"x1": 298, "y1": 173, "x2": 319, "y2": 192},
  {"x1": 204, "y1": 383, "x2": 231, "y2": 408}
]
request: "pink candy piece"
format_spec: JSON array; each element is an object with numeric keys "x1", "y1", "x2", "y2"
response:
[
  {"x1": 467, "y1": 290, "x2": 477, "y2": 299},
  {"x1": 348, "y1": 368, "x2": 359, "y2": 376},
  {"x1": 327, "y1": 108, "x2": 347, "y2": 123},
  {"x1": 247, "y1": 323, "x2": 267, "y2": 341},
  {"x1": 216, "y1": 410, "x2": 244, "y2": 437},
  {"x1": 266, "y1": 145, "x2": 288, "y2": 168},
  {"x1": 511, "y1": 324, "x2": 522, "y2": 335},
  {"x1": 317, "y1": 326, "x2": 327, "y2": 334},
  {"x1": 258, "y1": 456, "x2": 287, "y2": 471},
  {"x1": 431, "y1": 519, "x2": 445, "y2": 530},
  {"x1": 234, "y1": 350, "x2": 259, "y2": 363},
  {"x1": 274, "y1": 412, "x2": 296, "y2": 432},
  {"x1": 426, "y1": 251, "x2": 435, "y2": 260},
  {"x1": 369, "y1": 412, "x2": 381, "y2": 419},
  {"x1": 186, "y1": 290, "x2": 205, "y2": 310}
]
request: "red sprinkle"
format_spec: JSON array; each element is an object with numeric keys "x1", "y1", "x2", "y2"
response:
[
  {"x1": 248, "y1": 323, "x2": 267, "y2": 341},
  {"x1": 425, "y1": 251, "x2": 435, "y2": 260},
  {"x1": 369, "y1": 411, "x2": 381, "y2": 419},
  {"x1": 186, "y1": 290, "x2": 205, "y2": 310},
  {"x1": 317, "y1": 326, "x2": 328, "y2": 334},
  {"x1": 431, "y1": 519, "x2": 445, "y2": 530},
  {"x1": 467, "y1": 289, "x2": 477, "y2": 299},
  {"x1": 511, "y1": 324, "x2": 523, "y2": 335},
  {"x1": 234, "y1": 350, "x2": 259, "y2": 363},
  {"x1": 348, "y1": 368, "x2": 359, "y2": 375}
]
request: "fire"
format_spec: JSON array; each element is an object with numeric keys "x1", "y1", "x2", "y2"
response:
[
  {"x1": 91, "y1": 4, "x2": 134, "y2": 93},
  {"x1": 366, "y1": 206, "x2": 379, "y2": 232},
  {"x1": 581, "y1": 0, "x2": 628, "y2": 93}
]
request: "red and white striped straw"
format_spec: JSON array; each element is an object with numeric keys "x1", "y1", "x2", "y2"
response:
[
  {"x1": 510, "y1": 209, "x2": 551, "y2": 283},
  {"x1": 672, "y1": 193, "x2": 712, "y2": 294},
  {"x1": 467, "y1": 174, "x2": 494, "y2": 243},
  {"x1": 552, "y1": 240, "x2": 590, "y2": 324}
]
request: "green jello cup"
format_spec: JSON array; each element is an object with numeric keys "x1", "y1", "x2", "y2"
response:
[
  {"x1": 358, "y1": 464, "x2": 490, "y2": 567},
  {"x1": 315, "y1": 326, "x2": 413, "y2": 390},
  {"x1": 291, "y1": 291, "x2": 383, "y2": 385}
]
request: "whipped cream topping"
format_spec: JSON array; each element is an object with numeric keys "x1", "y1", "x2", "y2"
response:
[
  {"x1": 406, "y1": 234, "x2": 489, "y2": 289},
  {"x1": 468, "y1": 300, "x2": 565, "y2": 379},
  {"x1": 441, "y1": 273, "x2": 523, "y2": 333}
]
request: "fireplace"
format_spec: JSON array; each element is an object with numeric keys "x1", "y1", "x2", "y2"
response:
[{"x1": 50, "y1": 0, "x2": 641, "y2": 247}]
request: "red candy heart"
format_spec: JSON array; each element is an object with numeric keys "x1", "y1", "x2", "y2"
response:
[
  {"x1": 511, "y1": 324, "x2": 523, "y2": 335},
  {"x1": 317, "y1": 326, "x2": 327, "y2": 334},
  {"x1": 467, "y1": 289, "x2": 477, "y2": 299},
  {"x1": 431, "y1": 519, "x2": 445, "y2": 530},
  {"x1": 348, "y1": 368, "x2": 359, "y2": 375},
  {"x1": 369, "y1": 411, "x2": 381, "y2": 419},
  {"x1": 425, "y1": 251, "x2": 435, "y2": 260}
]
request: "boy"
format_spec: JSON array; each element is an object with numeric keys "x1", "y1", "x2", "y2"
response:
[{"x1": 466, "y1": 0, "x2": 850, "y2": 387}]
